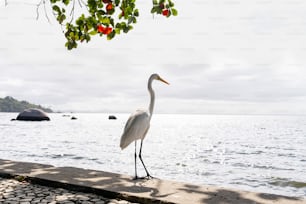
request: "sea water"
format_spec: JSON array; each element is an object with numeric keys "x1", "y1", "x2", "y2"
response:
[{"x1": 0, "y1": 113, "x2": 305, "y2": 197}]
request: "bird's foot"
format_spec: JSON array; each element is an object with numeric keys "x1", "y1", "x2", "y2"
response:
[
  {"x1": 133, "y1": 176, "x2": 140, "y2": 180},
  {"x1": 145, "y1": 174, "x2": 154, "y2": 179},
  {"x1": 132, "y1": 175, "x2": 154, "y2": 180}
]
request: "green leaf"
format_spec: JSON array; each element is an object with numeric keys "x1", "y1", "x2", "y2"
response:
[
  {"x1": 62, "y1": 0, "x2": 69, "y2": 5},
  {"x1": 76, "y1": 19, "x2": 83, "y2": 26},
  {"x1": 168, "y1": 0, "x2": 174, "y2": 7},
  {"x1": 85, "y1": 34, "x2": 91, "y2": 42},
  {"x1": 52, "y1": 5, "x2": 61, "y2": 13},
  {"x1": 133, "y1": 9, "x2": 139, "y2": 17},
  {"x1": 128, "y1": 16, "x2": 133, "y2": 24},
  {"x1": 89, "y1": 30, "x2": 97, "y2": 35},
  {"x1": 123, "y1": 27, "x2": 129, "y2": 33},
  {"x1": 115, "y1": 28, "x2": 121, "y2": 34},
  {"x1": 132, "y1": 16, "x2": 137, "y2": 23},
  {"x1": 171, "y1": 8, "x2": 178, "y2": 16},
  {"x1": 151, "y1": 6, "x2": 158, "y2": 14},
  {"x1": 57, "y1": 14, "x2": 66, "y2": 24},
  {"x1": 107, "y1": 31, "x2": 115, "y2": 40},
  {"x1": 65, "y1": 40, "x2": 77, "y2": 50},
  {"x1": 115, "y1": 23, "x2": 122, "y2": 29},
  {"x1": 101, "y1": 17, "x2": 111, "y2": 25},
  {"x1": 69, "y1": 32, "x2": 74, "y2": 38}
]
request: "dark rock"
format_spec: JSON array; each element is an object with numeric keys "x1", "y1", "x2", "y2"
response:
[
  {"x1": 71, "y1": 116, "x2": 77, "y2": 120},
  {"x1": 16, "y1": 108, "x2": 50, "y2": 121},
  {"x1": 108, "y1": 115, "x2": 117, "y2": 120}
]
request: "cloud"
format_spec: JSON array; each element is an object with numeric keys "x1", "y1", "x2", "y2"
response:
[{"x1": 1, "y1": 0, "x2": 306, "y2": 114}]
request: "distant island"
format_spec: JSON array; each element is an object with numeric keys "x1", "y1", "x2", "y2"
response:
[{"x1": 0, "y1": 96, "x2": 53, "y2": 113}]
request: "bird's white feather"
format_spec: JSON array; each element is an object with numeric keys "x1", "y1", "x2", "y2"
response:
[{"x1": 120, "y1": 109, "x2": 150, "y2": 149}]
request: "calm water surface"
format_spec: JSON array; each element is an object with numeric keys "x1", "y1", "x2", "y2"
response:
[{"x1": 0, "y1": 113, "x2": 305, "y2": 197}]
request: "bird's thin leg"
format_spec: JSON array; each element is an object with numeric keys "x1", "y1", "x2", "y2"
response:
[
  {"x1": 133, "y1": 141, "x2": 138, "y2": 180},
  {"x1": 139, "y1": 140, "x2": 153, "y2": 179}
]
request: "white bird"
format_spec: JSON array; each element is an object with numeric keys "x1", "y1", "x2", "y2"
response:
[{"x1": 120, "y1": 73, "x2": 169, "y2": 179}]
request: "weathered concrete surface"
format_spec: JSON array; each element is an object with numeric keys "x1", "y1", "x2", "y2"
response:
[{"x1": 0, "y1": 159, "x2": 305, "y2": 204}]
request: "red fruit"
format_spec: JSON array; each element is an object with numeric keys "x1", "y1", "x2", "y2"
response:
[
  {"x1": 97, "y1": 24, "x2": 112, "y2": 35},
  {"x1": 106, "y1": 3, "x2": 113, "y2": 11},
  {"x1": 97, "y1": 25, "x2": 105, "y2": 33},
  {"x1": 162, "y1": 9, "x2": 169, "y2": 16},
  {"x1": 104, "y1": 27, "x2": 113, "y2": 35}
]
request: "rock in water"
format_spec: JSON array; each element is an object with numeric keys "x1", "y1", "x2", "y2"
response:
[
  {"x1": 16, "y1": 108, "x2": 50, "y2": 121},
  {"x1": 108, "y1": 115, "x2": 117, "y2": 120}
]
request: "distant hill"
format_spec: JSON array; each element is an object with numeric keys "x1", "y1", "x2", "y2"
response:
[{"x1": 0, "y1": 96, "x2": 53, "y2": 113}]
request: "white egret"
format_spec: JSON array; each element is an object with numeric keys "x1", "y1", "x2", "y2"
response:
[{"x1": 120, "y1": 73, "x2": 169, "y2": 179}]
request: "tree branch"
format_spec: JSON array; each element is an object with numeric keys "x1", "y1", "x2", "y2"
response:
[
  {"x1": 69, "y1": 0, "x2": 75, "y2": 23},
  {"x1": 36, "y1": 0, "x2": 50, "y2": 23},
  {"x1": 77, "y1": 0, "x2": 87, "y2": 8}
]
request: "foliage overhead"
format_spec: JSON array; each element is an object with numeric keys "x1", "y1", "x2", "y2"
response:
[{"x1": 49, "y1": 0, "x2": 178, "y2": 50}]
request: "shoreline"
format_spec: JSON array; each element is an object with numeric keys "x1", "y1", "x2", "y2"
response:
[{"x1": 0, "y1": 159, "x2": 305, "y2": 204}]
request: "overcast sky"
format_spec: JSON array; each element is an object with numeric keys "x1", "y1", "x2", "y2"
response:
[{"x1": 1, "y1": 0, "x2": 306, "y2": 114}]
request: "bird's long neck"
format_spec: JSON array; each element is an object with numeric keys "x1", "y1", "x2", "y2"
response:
[{"x1": 148, "y1": 77, "x2": 155, "y2": 119}]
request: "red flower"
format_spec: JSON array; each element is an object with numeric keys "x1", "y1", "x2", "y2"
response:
[
  {"x1": 106, "y1": 3, "x2": 113, "y2": 11},
  {"x1": 162, "y1": 9, "x2": 169, "y2": 16},
  {"x1": 104, "y1": 27, "x2": 113, "y2": 35},
  {"x1": 97, "y1": 25, "x2": 112, "y2": 35},
  {"x1": 97, "y1": 25, "x2": 106, "y2": 33}
]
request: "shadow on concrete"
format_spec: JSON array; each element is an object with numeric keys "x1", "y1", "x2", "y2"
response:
[
  {"x1": 179, "y1": 183, "x2": 302, "y2": 204},
  {"x1": 0, "y1": 159, "x2": 305, "y2": 204},
  {"x1": 0, "y1": 159, "x2": 172, "y2": 204}
]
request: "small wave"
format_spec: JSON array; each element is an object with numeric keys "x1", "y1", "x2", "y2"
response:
[
  {"x1": 0, "y1": 124, "x2": 12, "y2": 127},
  {"x1": 277, "y1": 153, "x2": 296, "y2": 158},
  {"x1": 253, "y1": 165, "x2": 294, "y2": 171},
  {"x1": 232, "y1": 162, "x2": 249, "y2": 168},
  {"x1": 269, "y1": 178, "x2": 306, "y2": 188},
  {"x1": 231, "y1": 163, "x2": 294, "y2": 171},
  {"x1": 28, "y1": 153, "x2": 100, "y2": 162},
  {"x1": 62, "y1": 140, "x2": 73, "y2": 144},
  {"x1": 230, "y1": 150, "x2": 264, "y2": 155},
  {"x1": 72, "y1": 156, "x2": 86, "y2": 160},
  {"x1": 54, "y1": 153, "x2": 75, "y2": 158},
  {"x1": 176, "y1": 163, "x2": 187, "y2": 167},
  {"x1": 27, "y1": 154, "x2": 44, "y2": 158},
  {"x1": 71, "y1": 156, "x2": 100, "y2": 162}
]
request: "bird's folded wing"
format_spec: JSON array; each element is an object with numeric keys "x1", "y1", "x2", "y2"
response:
[{"x1": 120, "y1": 110, "x2": 150, "y2": 149}]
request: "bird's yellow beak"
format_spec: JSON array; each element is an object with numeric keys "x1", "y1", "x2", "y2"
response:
[{"x1": 158, "y1": 76, "x2": 170, "y2": 85}]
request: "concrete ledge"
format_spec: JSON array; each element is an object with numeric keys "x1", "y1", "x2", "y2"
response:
[{"x1": 0, "y1": 159, "x2": 305, "y2": 204}]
